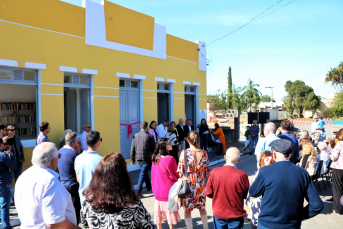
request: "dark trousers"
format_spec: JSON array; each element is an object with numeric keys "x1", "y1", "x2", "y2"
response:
[
  {"x1": 11, "y1": 161, "x2": 23, "y2": 183},
  {"x1": 209, "y1": 140, "x2": 223, "y2": 154},
  {"x1": 134, "y1": 162, "x2": 152, "y2": 193},
  {"x1": 250, "y1": 221, "x2": 257, "y2": 229},
  {"x1": 66, "y1": 187, "x2": 81, "y2": 224},
  {"x1": 200, "y1": 134, "x2": 208, "y2": 151},
  {"x1": 332, "y1": 168, "x2": 343, "y2": 214},
  {"x1": 213, "y1": 216, "x2": 244, "y2": 229},
  {"x1": 170, "y1": 145, "x2": 179, "y2": 165}
]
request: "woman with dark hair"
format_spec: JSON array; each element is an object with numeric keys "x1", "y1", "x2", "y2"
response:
[
  {"x1": 178, "y1": 131, "x2": 210, "y2": 229},
  {"x1": 80, "y1": 153, "x2": 153, "y2": 228},
  {"x1": 149, "y1": 121, "x2": 158, "y2": 142},
  {"x1": 151, "y1": 138, "x2": 181, "y2": 229},
  {"x1": 330, "y1": 128, "x2": 343, "y2": 215},
  {"x1": 211, "y1": 123, "x2": 226, "y2": 154},
  {"x1": 165, "y1": 125, "x2": 179, "y2": 164},
  {"x1": 197, "y1": 118, "x2": 209, "y2": 151}
]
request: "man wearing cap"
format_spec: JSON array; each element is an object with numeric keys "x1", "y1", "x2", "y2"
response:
[{"x1": 249, "y1": 139, "x2": 323, "y2": 229}]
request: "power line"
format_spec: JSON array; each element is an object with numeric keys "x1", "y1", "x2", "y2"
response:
[{"x1": 208, "y1": 0, "x2": 296, "y2": 46}]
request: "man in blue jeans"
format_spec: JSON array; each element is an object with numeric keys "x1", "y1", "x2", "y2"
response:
[
  {"x1": 249, "y1": 120, "x2": 259, "y2": 155},
  {"x1": 0, "y1": 137, "x2": 17, "y2": 229},
  {"x1": 130, "y1": 121, "x2": 156, "y2": 198}
]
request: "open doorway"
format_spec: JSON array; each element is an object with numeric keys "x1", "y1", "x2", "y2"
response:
[
  {"x1": 157, "y1": 83, "x2": 171, "y2": 124},
  {"x1": 185, "y1": 85, "x2": 196, "y2": 124}
]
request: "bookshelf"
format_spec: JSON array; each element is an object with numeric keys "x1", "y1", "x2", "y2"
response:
[{"x1": 0, "y1": 102, "x2": 37, "y2": 138}]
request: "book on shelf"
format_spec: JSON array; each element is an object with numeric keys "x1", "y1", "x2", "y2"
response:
[
  {"x1": 0, "y1": 102, "x2": 36, "y2": 111},
  {"x1": 1, "y1": 114, "x2": 36, "y2": 124},
  {"x1": 17, "y1": 127, "x2": 37, "y2": 136}
]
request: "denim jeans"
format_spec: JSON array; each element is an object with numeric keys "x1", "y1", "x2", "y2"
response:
[
  {"x1": 134, "y1": 162, "x2": 152, "y2": 194},
  {"x1": 213, "y1": 216, "x2": 244, "y2": 229},
  {"x1": 0, "y1": 184, "x2": 12, "y2": 229},
  {"x1": 250, "y1": 137, "x2": 258, "y2": 153},
  {"x1": 200, "y1": 134, "x2": 208, "y2": 151}
]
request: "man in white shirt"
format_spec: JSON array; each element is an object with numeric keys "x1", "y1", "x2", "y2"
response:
[
  {"x1": 80, "y1": 123, "x2": 91, "y2": 151},
  {"x1": 255, "y1": 122, "x2": 279, "y2": 169},
  {"x1": 156, "y1": 119, "x2": 168, "y2": 140},
  {"x1": 15, "y1": 142, "x2": 79, "y2": 229}
]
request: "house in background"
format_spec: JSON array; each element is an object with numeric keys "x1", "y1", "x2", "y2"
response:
[{"x1": 0, "y1": 0, "x2": 207, "y2": 171}]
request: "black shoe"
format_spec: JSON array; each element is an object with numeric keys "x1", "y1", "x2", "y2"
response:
[{"x1": 326, "y1": 197, "x2": 333, "y2": 203}]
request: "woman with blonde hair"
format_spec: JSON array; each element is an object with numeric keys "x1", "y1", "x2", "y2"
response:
[
  {"x1": 178, "y1": 131, "x2": 210, "y2": 229},
  {"x1": 303, "y1": 144, "x2": 318, "y2": 175}
]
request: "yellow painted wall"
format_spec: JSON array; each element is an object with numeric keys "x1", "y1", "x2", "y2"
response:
[
  {"x1": 0, "y1": 0, "x2": 206, "y2": 171},
  {"x1": 166, "y1": 34, "x2": 199, "y2": 63},
  {"x1": 0, "y1": 0, "x2": 85, "y2": 37},
  {"x1": 104, "y1": 0, "x2": 154, "y2": 50}
]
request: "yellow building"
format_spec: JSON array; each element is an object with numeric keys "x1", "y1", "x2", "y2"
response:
[{"x1": 0, "y1": 0, "x2": 207, "y2": 171}]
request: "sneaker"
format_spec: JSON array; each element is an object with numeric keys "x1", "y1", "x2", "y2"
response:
[{"x1": 326, "y1": 197, "x2": 333, "y2": 203}]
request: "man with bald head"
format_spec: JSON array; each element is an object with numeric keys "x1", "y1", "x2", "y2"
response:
[
  {"x1": 206, "y1": 147, "x2": 249, "y2": 228},
  {"x1": 255, "y1": 122, "x2": 280, "y2": 169}
]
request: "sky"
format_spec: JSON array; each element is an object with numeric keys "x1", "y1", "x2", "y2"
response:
[{"x1": 63, "y1": 0, "x2": 343, "y2": 102}]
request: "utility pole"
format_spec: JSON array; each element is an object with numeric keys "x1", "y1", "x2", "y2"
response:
[{"x1": 265, "y1": 87, "x2": 274, "y2": 109}]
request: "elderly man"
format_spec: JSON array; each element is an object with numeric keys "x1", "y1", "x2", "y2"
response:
[
  {"x1": 206, "y1": 147, "x2": 249, "y2": 228},
  {"x1": 80, "y1": 123, "x2": 91, "y2": 151},
  {"x1": 59, "y1": 129, "x2": 72, "y2": 149},
  {"x1": 36, "y1": 122, "x2": 51, "y2": 145},
  {"x1": 15, "y1": 142, "x2": 79, "y2": 228},
  {"x1": 276, "y1": 120, "x2": 299, "y2": 164},
  {"x1": 249, "y1": 120, "x2": 259, "y2": 155},
  {"x1": 249, "y1": 139, "x2": 323, "y2": 229},
  {"x1": 313, "y1": 132, "x2": 325, "y2": 147},
  {"x1": 156, "y1": 119, "x2": 168, "y2": 140},
  {"x1": 255, "y1": 122, "x2": 279, "y2": 169},
  {"x1": 0, "y1": 137, "x2": 17, "y2": 229},
  {"x1": 58, "y1": 132, "x2": 81, "y2": 224},
  {"x1": 176, "y1": 118, "x2": 186, "y2": 150}
]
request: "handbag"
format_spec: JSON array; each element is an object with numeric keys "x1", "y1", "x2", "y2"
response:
[{"x1": 178, "y1": 149, "x2": 192, "y2": 198}]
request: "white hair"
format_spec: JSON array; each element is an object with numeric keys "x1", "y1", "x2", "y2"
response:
[
  {"x1": 31, "y1": 142, "x2": 58, "y2": 166},
  {"x1": 265, "y1": 122, "x2": 276, "y2": 134},
  {"x1": 314, "y1": 132, "x2": 321, "y2": 137},
  {"x1": 65, "y1": 132, "x2": 78, "y2": 145},
  {"x1": 83, "y1": 123, "x2": 90, "y2": 128},
  {"x1": 179, "y1": 118, "x2": 184, "y2": 122},
  {"x1": 253, "y1": 120, "x2": 257, "y2": 123},
  {"x1": 64, "y1": 129, "x2": 72, "y2": 137},
  {"x1": 317, "y1": 142, "x2": 327, "y2": 151},
  {"x1": 225, "y1": 147, "x2": 240, "y2": 163}
]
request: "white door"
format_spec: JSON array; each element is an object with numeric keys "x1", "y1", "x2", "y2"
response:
[{"x1": 120, "y1": 90, "x2": 140, "y2": 159}]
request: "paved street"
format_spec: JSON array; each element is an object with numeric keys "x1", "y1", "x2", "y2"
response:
[{"x1": 4, "y1": 124, "x2": 343, "y2": 228}]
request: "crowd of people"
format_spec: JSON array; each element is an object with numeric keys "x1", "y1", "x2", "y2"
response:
[{"x1": 0, "y1": 115, "x2": 342, "y2": 228}]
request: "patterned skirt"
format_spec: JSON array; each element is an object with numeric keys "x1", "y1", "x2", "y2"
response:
[{"x1": 154, "y1": 200, "x2": 181, "y2": 225}]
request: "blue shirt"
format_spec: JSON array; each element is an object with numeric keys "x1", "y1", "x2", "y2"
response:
[
  {"x1": 278, "y1": 132, "x2": 299, "y2": 164},
  {"x1": 74, "y1": 151, "x2": 102, "y2": 205},
  {"x1": 36, "y1": 132, "x2": 49, "y2": 145},
  {"x1": 255, "y1": 134, "x2": 280, "y2": 157},
  {"x1": 58, "y1": 146, "x2": 79, "y2": 189},
  {"x1": 0, "y1": 152, "x2": 17, "y2": 186},
  {"x1": 80, "y1": 131, "x2": 88, "y2": 151},
  {"x1": 250, "y1": 125, "x2": 259, "y2": 137},
  {"x1": 249, "y1": 161, "x2": 323, "y2": 229}
]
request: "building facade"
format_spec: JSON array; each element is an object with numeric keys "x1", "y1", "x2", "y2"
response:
[{"x1": 0, "y1": 0, "x2": 207, "y2": 171}]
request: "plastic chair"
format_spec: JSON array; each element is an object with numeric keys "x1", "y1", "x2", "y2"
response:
[
  {"x1": 321, "y1": 159, "x2": 332, "y2": 186},
  {"x1": 311, "y1": 160, "x2": 324, "y2": 192}
]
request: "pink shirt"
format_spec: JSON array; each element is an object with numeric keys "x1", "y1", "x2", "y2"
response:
[
  {"x1": 148, "y1": 129, "x2": 157, "y2": 142},
  {"x1": 151, "y1": 156, "x2": 179, "y2": 201},
  {"x1": 331, "y1": 141, "x2": 343, "y2": 170}
]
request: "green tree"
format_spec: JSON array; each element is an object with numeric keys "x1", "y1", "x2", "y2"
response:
[
  {"x1": 207, "y1": 89, "x2": 228, "y2": 110},
  {"x1": 231, "y1": 84, "x2": 247, "y2": 113},
  {"x1": 261, "y1": 94, "x2": 275, "y2": 102},
  {"x1": 284, "y1": 80, "x2": 317, "y2": 118},
  {"x1": 323, "y1": 92, "x2": 343, "y2": 118},
  {"x1": 325, "y1": 62, "x2": 343, "y2": 92},
  {"x1": 227, "y1": 67, "x2": 233, "y2": 109},
  {"x1": 241, "y1": 79, "x2": 261, "y2": 111}
]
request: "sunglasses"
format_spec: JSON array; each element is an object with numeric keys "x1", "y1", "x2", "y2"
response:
[
  {"x1": 100, "y1": 138, "x2": 102, "y2": 142},
  {"x1": 85, "y1": 126, "x2": 91, "y2": 128},
  {"x1": 8, "y1": 128, "x2": 16, "y2": 131}
]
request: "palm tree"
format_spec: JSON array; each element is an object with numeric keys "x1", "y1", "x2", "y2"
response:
[
  {"x1": 241, "y1": 79, "x2": 262, "y2": 111},
  {"x1": 325, "y1": 62, "x2": 343, "y2": 92}
]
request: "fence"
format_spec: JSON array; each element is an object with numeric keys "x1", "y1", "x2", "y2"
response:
[{"x1": 289, "y1": 118, "x2": 333, "y2": 125}]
